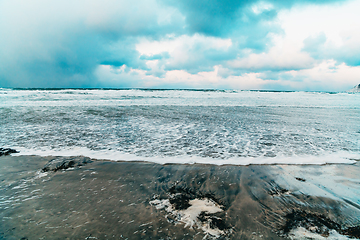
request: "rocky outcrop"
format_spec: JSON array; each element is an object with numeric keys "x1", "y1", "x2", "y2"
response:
[
  {"x1": 348, "y1": 84, "x2": 360, "y2": 92},
  {"x1": 0, "y1": 148, "x2": 19, "y2": 157},
  {"x1": 42, "y1": 156, "x2": 93, "y2": 172}
]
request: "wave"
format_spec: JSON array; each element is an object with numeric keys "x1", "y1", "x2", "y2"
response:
[
  {"x1": 0, "y1": 87, "x2": 350, "y2": 94},
  {"x1": 11, "y1": 147, "x2": 359, "y2": 166}
]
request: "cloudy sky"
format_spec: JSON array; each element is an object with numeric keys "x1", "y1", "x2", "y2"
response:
[{"x1": 1, "y1": 0, "x2": 360, "y2": 91}]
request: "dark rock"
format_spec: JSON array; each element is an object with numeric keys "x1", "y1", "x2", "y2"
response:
[
  {"x1": 280, "y1": 210, "x2": 360, "y2": 239},
  {"x1": 156, "y1": 185, "x2": 232, "y2": 237},
  {"x1": 169, "y1": 193, "x2": 192, "y2": 210},
  {"x1": 267, "y1": 180, "x2": 290, "y2": 196},
  {"x1": 342, "y1": 226, "x2": 360, "y2": 239},
  {"x1": 348, "y1": 84, "x2": 360, "y2": 93},
  {"x1": 0, "y1": 148, "x2": 19, "y2": 157},
  {"x1": 168, "y1": 185, "x2": 224, "y2": 210},
  {"x1": 281, "y1": 210, "x2": 341, "y2": 237},
  {"x1": 168, "y1": 186, "x2": 196, "y2": 210},
  {"x1": 42, "y1": 156, "x2": 93, "y2": 172},
  {"x1": 295, "y1": 177, "x2": 306, "y2": 182},
  {"x1": 198, "y1": 212, "x2": 229, "y2": 231}
]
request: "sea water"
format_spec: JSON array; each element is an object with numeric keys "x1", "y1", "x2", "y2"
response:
[{"x1": 0, "y1": 88, "x2": 359, "y2": 165}]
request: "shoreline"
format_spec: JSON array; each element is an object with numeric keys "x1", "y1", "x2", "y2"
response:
[
  {"x1": 11, "y1": 148, "x2": 360, "y2": 166},
  {"x1": 13, "y1": 154, "x2": 360, "y2": 166},
  {"x1": 1, "y1": 155, "x2": 359, "y2": 239}
]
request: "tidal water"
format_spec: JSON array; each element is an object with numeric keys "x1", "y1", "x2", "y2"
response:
[{"x1": 0, "y1": 88, "x2": 359, "y2": 165}]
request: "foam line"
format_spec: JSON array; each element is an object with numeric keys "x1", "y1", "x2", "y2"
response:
[{"x1": 12, "y1": 147, "x2": 358, "y2": 165}]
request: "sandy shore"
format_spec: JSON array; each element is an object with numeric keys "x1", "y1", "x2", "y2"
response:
[{"x1": 0, "y1": 155, "x2": 359, "y2": 239}]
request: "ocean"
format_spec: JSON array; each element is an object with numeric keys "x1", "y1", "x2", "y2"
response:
[{"x1": 1, "y1": 88, "x2": 359, "y2": 165}]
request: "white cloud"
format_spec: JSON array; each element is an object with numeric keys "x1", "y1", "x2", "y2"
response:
[
  {"x1": 96, "y1": 64, "x2": 266, "y2": 90},
  {"x1": 228, "y1": 41, "x2": 314, "y2": 71},
  {"x1": 136, "y1": 34, "x2": 232, "y2": 56},
  {"x1": 136, "y1": 34, "x2": 233, "y2": 73},
  {"x1": 252, "y1": 2, "x2": 274, "y2": 15},
  {"x1": 289, "y1": 60, "x2": 360, "y2": 91},
  {"x1": 223, "y1": 0, "x2": 360, "y2": 90},
  {"x1": 278, "y1": 0, "x2": 360, "y2": 49}
]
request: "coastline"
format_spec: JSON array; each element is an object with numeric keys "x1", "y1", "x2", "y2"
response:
[{"x1": 1, "y1": 155, "x2": 359, "y2": 239}]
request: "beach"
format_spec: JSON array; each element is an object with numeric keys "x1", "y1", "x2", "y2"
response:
[
  {"x1": 1, "y1": 155, "x2": 359, "y2": 239},
  {"x1": 2, "y1": 0, "x2": 360, "y2": 237}
]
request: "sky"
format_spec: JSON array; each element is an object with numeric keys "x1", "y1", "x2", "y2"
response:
[{"x1": 1, "y1": 0, "x2": 360, "y2": 91}]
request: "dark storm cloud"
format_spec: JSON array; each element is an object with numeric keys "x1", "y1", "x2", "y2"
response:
[
  {"x1": 0, "y1": 0, "x2": 350, "y2": 88},
  {"x1": 0, "y1": 0, "x2": 184, "y2": 88}
]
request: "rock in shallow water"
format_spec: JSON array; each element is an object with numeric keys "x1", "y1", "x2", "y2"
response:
[
  {"x1": 0, "y1": 148, "x2": 19, "y2": 157},
  {"x1": 42, "y1": 156, "x2": 92, "y2": 172},
  {"x1": 348, "y1": 84, "x2": 360, "y2": 93}
]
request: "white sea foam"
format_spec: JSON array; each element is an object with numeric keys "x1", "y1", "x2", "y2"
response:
[
  {"x1": 150, "y1": 197, "x2": 227, "y2": 238},
  {"x1": 289, "y1": 227, "x2": 352, "y2": 240},
  {"x1": 1, "y1": 89, "x2": 359, "y2": 165},
  {"x1": 12, "y1": 147, "x2": 358, "y2": 165},
  {"x1": 34, "y1": 170, "x2": 48, "y2": 179},
  {"x1": 1, "y1": 88, "x2": 359, "y2": 108}
]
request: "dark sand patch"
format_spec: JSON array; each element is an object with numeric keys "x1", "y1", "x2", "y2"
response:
[{"x1": 0, "y1": 156, "x2": 359, "y2": 239}]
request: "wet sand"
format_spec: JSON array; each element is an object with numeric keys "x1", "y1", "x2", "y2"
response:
[{"x1": 0, "y1": 155, "x2": 359, "y2": 239}]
